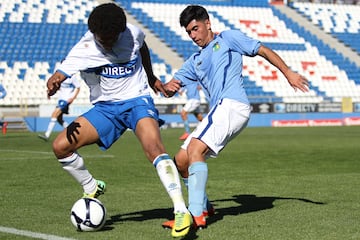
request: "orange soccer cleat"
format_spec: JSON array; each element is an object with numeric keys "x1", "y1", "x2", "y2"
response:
[
  {"x1": 162, "y1": 206, "x2": 215, "y2": 230},
  {"x1": 179, "y1": 132, "x2": 190, "y2": 140}
]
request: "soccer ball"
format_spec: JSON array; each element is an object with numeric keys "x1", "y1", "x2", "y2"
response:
[{"x1": 70, "y1": 197, "x2": 107, "y2": 232}]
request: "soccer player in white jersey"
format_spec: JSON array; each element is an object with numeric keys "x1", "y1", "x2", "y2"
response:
[
  {"x1": 179, "y1": 83, "x2": 203, "y2": 140},
  {"x1": 45, "y1": 3, "x2": 190, "y2": 237},
  {"x1": 162, "y1": 5, "x2": 309, "y2": 232},
  {"x1": 0, "y1": 83, "x2": 8, "y2": 134},
  {"x1": 38, "y1": 73, "x2": 80, "y2": 141}
]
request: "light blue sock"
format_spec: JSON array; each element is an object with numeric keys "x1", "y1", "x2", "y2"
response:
[
  {"x1": 182, "y1": 177, "x2": 189, "y2": 188},
  {"x1": 184, "y1": 119, "x2": 190, "y2": 133},
  {"x1": 183, "y1": 177, "x2": 211, "y2": 212},
  {"x1": 188, "y1": 162, "x2": 208, "y2": 217}
]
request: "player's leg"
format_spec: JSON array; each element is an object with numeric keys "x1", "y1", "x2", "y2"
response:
[
  {"x1": 135, "y1": 117, "x2": 191, "y2": 237},
  {"x1": 162, "y1": 148, "x2": 214, "y2": 229},
  {"x1": 57, "y1": 112, "x2": 69, "y2": 128},
  {"x1": 174, "y1": 150, "x2": 214, "y2": 216},
  {"x1": 53, "y1": 115, "x2": 105, "y2": 198},
  {"x1": 38, "y1": 107, "x2": 62, "y2": 140},
  {"x1": 187, "y1": 99, "x2": 250, "y2": 226},
  {"x1": 135, "y1": 117, "x2": 188, "y2": 211},
  {"x1": 1, "y1": 120, "x2": 7, "y2": 135},
  {"x1": 179, "y1": 109, "x2": 190, "y2": 140},
  {"x1": 41, "y1": 99, "x2": 69, "y2": 140},
  {"x1": 181, "y1": 109, "x2": 190, "y2": 133},
  {"x1": 60, "y1": 103, "x2": 70, "y2": 128},
  {"x1": 186, "y1": 138, "x2": 209, "y2": 228},
  {"x1": 174, "y1": 149, "x2": 189, "y2": 178},
  {"x1": 52, "y1": 116, "x2": 100, "y2": 157}
]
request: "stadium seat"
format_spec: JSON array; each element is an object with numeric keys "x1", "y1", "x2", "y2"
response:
[{"x1": 0, "y1": 0, "x2": 359, "y2": 107}]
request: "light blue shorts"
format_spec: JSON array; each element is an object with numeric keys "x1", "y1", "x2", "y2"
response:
[{"x1": 82, "y1": 96, "x2": 160, "y2": 150}]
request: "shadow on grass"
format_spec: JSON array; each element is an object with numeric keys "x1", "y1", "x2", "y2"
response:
[
  {"x1": 207, "y1": 194, "x2": 325, "y2": 226},
  {"x1": 105, "y1": 194, "x2": 324, "y2": 238}
]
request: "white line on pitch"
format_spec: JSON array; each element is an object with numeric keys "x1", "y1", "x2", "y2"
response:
[
  {"x1": 0, "y1": 226, "x2": 76, "y2": 240},
  {"x1": 0, "y1": 149, "x2": 114, "y2": 158},
  {"x1": 0, "y1": 149, "x2": 53, "y2": 155}
]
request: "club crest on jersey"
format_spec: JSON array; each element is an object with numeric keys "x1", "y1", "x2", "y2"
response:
[
  {"x1": 213, "y1": 42, "x2": 220, "y2": 52},
  {"x1": 100, "y1": 60, "x2": 136, "y2": 78}
]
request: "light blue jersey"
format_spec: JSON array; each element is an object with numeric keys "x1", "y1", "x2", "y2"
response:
[{"x1": 174, "y1": 30, "x2": 261, "y2": 108}]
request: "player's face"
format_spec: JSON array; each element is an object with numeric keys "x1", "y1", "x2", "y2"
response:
[
  {"x1": 94, "y1": 33, "x2": 119, "y2": 51},
  {"x1": 185, "y1": 19, "x2": 212, "y2": 48}
]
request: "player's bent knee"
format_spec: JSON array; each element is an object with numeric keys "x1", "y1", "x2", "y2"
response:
[{"x1": 52, "y1": 137, "x2": 74, "y2": 159}]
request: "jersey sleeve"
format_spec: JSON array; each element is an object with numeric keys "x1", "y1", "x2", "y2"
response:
[
  {"x1": 173, "y1": 57, "x2": 198, "y2": 86},
  {"x1": 135, "y1": 26, "x2": 145, "y2": 48},
  {"x1": 57, "y1": 31, "x2": 110, "y2": 77},
  {"x1": 220, "y1": 30, "x2": 261, "y2": 57}
]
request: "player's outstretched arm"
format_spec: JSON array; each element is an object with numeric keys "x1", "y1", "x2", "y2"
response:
[
  {"x1": 140, "y1": 41, "x2": 160, "y2": 92},
  {"x1": 257, "y1": 45, "x2": 309, "y2": 92},
  {"x1": 47, "y1": 71, "x2": 66, "y2": 97}
]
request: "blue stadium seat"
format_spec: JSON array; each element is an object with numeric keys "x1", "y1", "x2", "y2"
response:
[{"x1": 0, "y1": 0, "x2": 359, "y2": 106}]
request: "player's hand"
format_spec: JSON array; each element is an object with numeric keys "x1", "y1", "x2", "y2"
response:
[
  {"x1": 286, "y1": 70, "x2": 309, "y2": 93},
  {"x1": 47, "y1": 72, "x2": 65, "y2": 97},
  {"x1": 152, "y1": 79, "x2": 165, "y2": 95},
  {"x1": 163, "y1": 79, "x2": 182, "y2": 98}
]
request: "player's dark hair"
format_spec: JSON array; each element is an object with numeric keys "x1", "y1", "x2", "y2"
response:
[
  {"x1": 179, "y1": 5, "x2": 209, "y2": 28},
  {"x1": 88, "y1": 3, "x2": 126, "y2": 36}
]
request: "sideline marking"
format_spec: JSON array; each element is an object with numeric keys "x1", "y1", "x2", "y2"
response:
[
  {"x1": 0, "y1": 149, "x2": 53, "y2": 155},
  {"x1": 0, "y1": 226, "x2": 76, "y2": 240},
  {"x1": 0, "y1": 149, "x2": 114, "y2": 159}
]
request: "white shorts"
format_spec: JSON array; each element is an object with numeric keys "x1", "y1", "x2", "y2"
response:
[
  {"x1": 181, "y1": 98, "x2": 250, "y2": 158},
  {"x1": 183, "y1": 99, "x2": 201, "y2": 113}
]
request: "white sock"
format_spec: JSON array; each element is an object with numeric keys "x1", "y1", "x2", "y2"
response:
[
  {"x1": 62, "y1": 121, "x2": 69, "y2": 128},
  {"x1": 45, "y1": 118, "x2": 56, "y2": 138},
  {"x1": 58, "y1": 152, "x2": 97, "y2": 194},
  {"x1": 153, "y1": 154, "x2": 188, "y2": 213}
]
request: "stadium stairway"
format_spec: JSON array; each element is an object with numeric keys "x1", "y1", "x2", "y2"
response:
[
  {"x1": 122, "y1": 5, "x2": 184, "y2": 70},
  {"x1": 289, "y1": 2, "x2": 360, "y2": 56},
  {"x1": 1, "y1": 0, "x2": 359, "y2": 108},
  {"x1": 118, "y1": 1, "x2": 360, "y2": 103},
  {"x1": 2, "y1": 117, "x2": 28, "y2": 131},
  {"x1": 99, "y1": 0, "x2": 184, "y2": 69},
  {"x1": 274, "y1": 4, "x2": 360, "y2": 68}
]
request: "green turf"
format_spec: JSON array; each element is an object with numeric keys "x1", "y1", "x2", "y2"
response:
[{"x1": 0, "y1": 126, "x2": 359, "y2": 240}]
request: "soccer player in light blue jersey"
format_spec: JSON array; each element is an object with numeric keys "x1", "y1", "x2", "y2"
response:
[
  {"x1": 45, "y1": 3, "x2": 190, "y2": 237},
  {"x1": 163, "y1": 5, "x2": 309, "y2": 232},
  {"x1": 179, "y1": 83, "x2": 203, "y2": 141},
  {"x1": 38, "y1": 73, "x2": 80, "y2": 141}
]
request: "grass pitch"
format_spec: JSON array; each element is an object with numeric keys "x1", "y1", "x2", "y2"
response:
[{"x1": 0, "y1": 126, "x2": 359, "y2": 240}]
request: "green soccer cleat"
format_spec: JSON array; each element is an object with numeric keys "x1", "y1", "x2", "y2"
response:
[
  {"x1": 83, "y1": 180, "x2": 106, "y2": 198},
  {"x1": 162, "y1": 204, "x2": 215, "y2": 229},
  {"x1": 171, "y1": 211, "x2": 192, "y2": 238}
]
